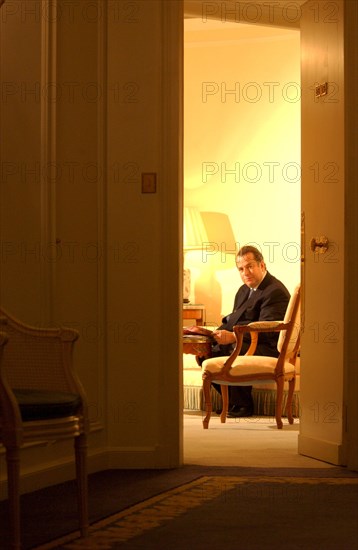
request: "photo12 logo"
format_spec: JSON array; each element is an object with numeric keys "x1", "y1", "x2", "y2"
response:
[
  {"x1": 202, "y1": 81, "x2": 301, "y2": 104},
  {"x1": 202, "y1": 161, "x2": 301, "y2": 184},
  {"x1": 200, "y1": 1, "x2": 340, "y2": 25}
]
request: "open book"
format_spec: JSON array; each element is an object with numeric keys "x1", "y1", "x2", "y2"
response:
[{"x1": 182, "y1": 325, "x2": 214, "y2": 337}]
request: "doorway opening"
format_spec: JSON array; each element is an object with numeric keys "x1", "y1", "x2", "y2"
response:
[{"x1": 183, "y1": 16, "x2": 301, "y2": 459}]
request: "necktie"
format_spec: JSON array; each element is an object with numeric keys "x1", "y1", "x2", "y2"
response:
[{"x1": 248, "y1": 288, "x2": 254, "y2": 299}]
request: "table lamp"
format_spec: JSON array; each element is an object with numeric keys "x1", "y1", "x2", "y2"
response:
[
  {"x1": 200, "y1": 211, "x2": 237, "y2": 265},
  {"x1": 183, "y1": 206, "x2": 208, "y2": 303},
  {"x1": 194, "y1": 211, "x2": 238, "y2": 323}
]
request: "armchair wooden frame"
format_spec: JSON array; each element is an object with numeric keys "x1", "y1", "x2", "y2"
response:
[
  {"x1": 0, "y1": 309, "x2": 89, "y2": 550},
  {"x1": 202, "y1": 285, "x2": 301, "y2": 430}
]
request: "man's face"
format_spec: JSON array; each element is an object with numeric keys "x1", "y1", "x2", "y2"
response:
[{"x1": 236, "y1": 253, "x2": 266, "y2": 288}]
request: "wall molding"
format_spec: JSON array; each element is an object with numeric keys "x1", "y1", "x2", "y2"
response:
[
  {"x1": 96, "y1": 0, "x2": 108, "y2": 444},
  {"x1": 298, "y1": 435, "x2": 344, "y2": 466},
  {"x1": 40, "y1": 0, "x2": 57, "y2": 326},
  {"x1": 0, "y1": 442, "x2": 175, "y2": 500},
  {"x1": 158, "y1": 0, "x2": 184, "y2": 466},
  {"x1": 0, "y1": 446, "x2": 109, "y2": 500}
]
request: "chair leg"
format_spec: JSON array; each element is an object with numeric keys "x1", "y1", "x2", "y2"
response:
[
  {"x1": 286, "y1": 377, "x2": 296, "y2": 425},
  {"x1": 220, "y1": 385, "x2": 228, "y2": 424},
  {"x1": 275, "y1": 378, "x2": 284, "y2": 429},
  {"x1": 74, "y1": 434, "x2": 89, "y2": 537},
  {"x1": 6, "y1": 446, "x2": 21, "y2": 550},
  {"x1": 202, "y1": 376, "x2": 212, "y2": 429}
]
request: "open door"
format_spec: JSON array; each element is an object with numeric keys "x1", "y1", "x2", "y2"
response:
[{"x1": 298, "y1": 0, "x2": 356, "y2": 467}]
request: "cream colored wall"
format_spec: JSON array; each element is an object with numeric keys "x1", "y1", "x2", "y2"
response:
[
  {"x1": 0, "y1": 0, "x2": 183, "y2": 498},
  {"x1": 106, "y1": 0, "x2": 182, "y2": 469},
  {"x1": 0, "y1": 4, "x2": 43, "y2": 321},
  {"x1": 0, "y1": 0, "x2": 108, "y2": 495},
  {"x1": 184, "y1": 21, "x2": 301, "y2": 325}
]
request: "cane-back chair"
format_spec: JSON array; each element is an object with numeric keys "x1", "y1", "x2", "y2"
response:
[{"x1": 0, "y1": 309, "x2": 89, "y2": 549}]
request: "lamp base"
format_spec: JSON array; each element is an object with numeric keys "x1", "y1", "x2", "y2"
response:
[{"x1": 183, "y1": 267, "x2": 191, "y2": 303}]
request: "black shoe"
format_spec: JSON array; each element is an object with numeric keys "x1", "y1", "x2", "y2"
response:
[{"x1": 227, "y1": 405, "x2": 253, "y2": 418}]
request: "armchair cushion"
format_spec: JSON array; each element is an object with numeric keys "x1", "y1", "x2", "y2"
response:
[
  {"x1": 13, "y1": 389, "x2": 82, "y2": 422},
  {"x1": 202, "y1": 355, "x2": 296, "y2": 378}
]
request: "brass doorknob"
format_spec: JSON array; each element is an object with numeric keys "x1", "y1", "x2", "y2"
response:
[{"x1": 310, "y1": 236, "x2": 329, "y2": 253}]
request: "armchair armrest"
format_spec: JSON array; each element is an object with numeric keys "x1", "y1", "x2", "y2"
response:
[
  {"x1": 244, "y1": 331, "x2": 258, "y2": 356},
  {"x1": 228, "y1": 321, "x2": 289, "y2": 366},
  {"x1": 243, "y1": 321, "x2": 285, "y2": 331},
  {"x1": 235, "y1": 321, "x2": 287, "y2": 334}
]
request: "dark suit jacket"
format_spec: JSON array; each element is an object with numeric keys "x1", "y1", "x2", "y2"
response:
[{"x1": 213, "y1": 271, "x2": 290, "y2": 358}]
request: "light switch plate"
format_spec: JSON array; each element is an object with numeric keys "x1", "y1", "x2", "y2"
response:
[{"x1": 141, "y1": 173, "x2": 157, "y2": 193}]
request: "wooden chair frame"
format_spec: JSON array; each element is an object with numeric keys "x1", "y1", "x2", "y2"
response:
[
  {"x1": 0, "y1": 310, "x2": 89, "y2": 550},
  {"x1": 202, "y1": 285, "x2": 301, "y2": 430}
]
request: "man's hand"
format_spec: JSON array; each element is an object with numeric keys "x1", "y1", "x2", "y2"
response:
[{"x1": 212, "y1": 330, "x2": 236, "y2": 345}]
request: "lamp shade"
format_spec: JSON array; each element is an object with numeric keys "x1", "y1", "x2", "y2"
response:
[
  {"x1": 200, "y1": 211, "x2": 237, "y2": 255},
  {"x1": 183, "y1": 207, "x2": 208, "y2": 250}
]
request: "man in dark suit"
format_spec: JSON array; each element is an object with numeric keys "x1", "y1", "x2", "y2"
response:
[{"x1": 208, "y1": 245, "x2": 290, "y2": 417}]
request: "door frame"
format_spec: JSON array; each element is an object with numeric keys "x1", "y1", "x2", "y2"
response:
[{"x1": 178, "y1": 0, "x2": 358, "y2": 470}]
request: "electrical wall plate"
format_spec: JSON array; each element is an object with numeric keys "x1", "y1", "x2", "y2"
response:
[{"x1": 141, "y1": 172, "x2": 157, "y2": 193}]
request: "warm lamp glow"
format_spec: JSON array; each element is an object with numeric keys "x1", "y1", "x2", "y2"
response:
[
  {"x1": 183, "y1": 207, "x2": 208, "y2": 303},
  {"x1": 200, "y1": 211, "x2": 237, "y2": 267},
  {"x1": 183, "y1": 207, "x2": 208, "y2": 250},
  {"x1": 183, "y1": 209, "x2": 238, "y2": 303}
]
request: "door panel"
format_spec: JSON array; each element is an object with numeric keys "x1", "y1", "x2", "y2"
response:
[{"x1": 299, "y1": 0, "x2": 345, "y2": 464}]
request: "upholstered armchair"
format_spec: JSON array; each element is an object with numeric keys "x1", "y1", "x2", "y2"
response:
[
  {"x1": 0, "y1": 308, "x2": 89, "y2": 549},
  {"x1": 202, "y1": 285, "x2": 301, "y2": 430}
]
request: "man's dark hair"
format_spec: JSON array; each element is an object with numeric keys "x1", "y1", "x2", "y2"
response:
[{"x1": 237, "y1": 245, "x2": 264, "y2": 263}]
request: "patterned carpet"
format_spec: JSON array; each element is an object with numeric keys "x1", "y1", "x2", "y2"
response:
[{"x1": 32, "y1": 474, "x2": 358, "y2": 550}]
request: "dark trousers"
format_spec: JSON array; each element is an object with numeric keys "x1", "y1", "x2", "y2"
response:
[{"x1": 211, "y1": 383, "x2": 254, "y2": 409}]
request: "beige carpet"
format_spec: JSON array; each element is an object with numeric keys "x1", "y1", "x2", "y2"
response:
[{"x1": 183, "y1": 412, "x2": 334, "y2": 469}]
